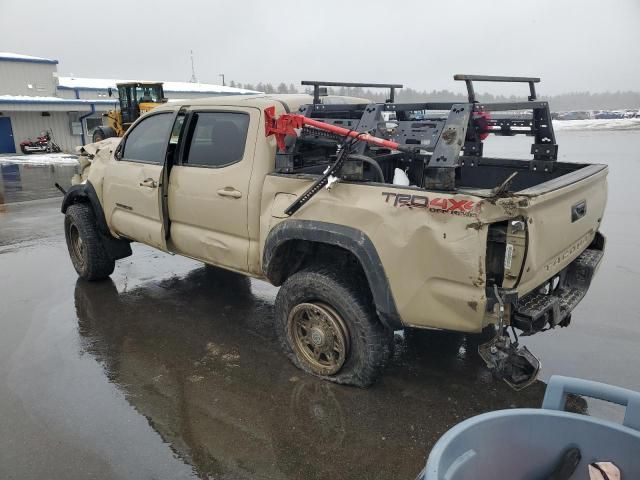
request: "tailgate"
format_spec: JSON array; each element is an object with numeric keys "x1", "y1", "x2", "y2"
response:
[{"x1": 512, "y1": 164, "x2": 608, "y2": 295}]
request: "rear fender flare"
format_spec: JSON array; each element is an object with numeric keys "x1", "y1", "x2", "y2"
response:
[{"x1": 263, "y1": 220, "x2": 403, "y2": 330}]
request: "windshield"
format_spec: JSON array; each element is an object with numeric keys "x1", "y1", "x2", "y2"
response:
[{"x1": 134, "y1": 85, "x2": 163, "y2": 103}]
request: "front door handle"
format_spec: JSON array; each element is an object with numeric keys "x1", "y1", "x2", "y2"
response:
[
  {"x1": 140, "y1": 178, "x2": 158, "y2": 188},
  {"x1": 217, "y1": 188, "x2": 242, "y2": 199}
]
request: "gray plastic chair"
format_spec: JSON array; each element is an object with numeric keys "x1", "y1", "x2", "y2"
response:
[{"x1": 422, "y1": 376, "x2": 640, "y2": 480}]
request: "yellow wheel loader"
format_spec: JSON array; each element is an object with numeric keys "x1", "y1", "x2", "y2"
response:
[{"x1": 92, "y1": 82, "x2": 166, "y2": 142}]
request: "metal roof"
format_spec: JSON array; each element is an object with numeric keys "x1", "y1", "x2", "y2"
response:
[
  {"x1": 57, "y1": 76, "x2": 259, "y2": 95},
  {"x1": 0, "y1": 52, "x2": 58, "y2": 65}
]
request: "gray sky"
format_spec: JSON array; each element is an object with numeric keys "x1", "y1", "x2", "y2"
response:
[{"x1": 1, "y1": 0, "x2": 638, "y2": 95}]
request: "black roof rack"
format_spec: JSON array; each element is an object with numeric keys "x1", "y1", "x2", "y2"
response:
[
  {"x1": 301, "y1": 80, "x2": 403, "y2": 104},
  {"x1": 454, "y1": 74, "x2": 540, "y2": 102}
]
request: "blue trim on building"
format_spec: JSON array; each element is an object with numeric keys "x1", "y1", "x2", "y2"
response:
[
  {"x1": 57, "y1": 86, "x2": 105, "y2": 91},
  {"x1": 0, "y1": 55, "x2": 58, "y2": 65},
  {"x1": 79, "y1": 104, "x2": 97, "y2": 145}
]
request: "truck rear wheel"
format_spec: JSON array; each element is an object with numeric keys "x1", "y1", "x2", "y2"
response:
[
  {"x1": 275, "y1": 267, "x2": 392, "y2": 387},
  {"x1": 64, "y1": 203, "x2": 115, "y2": 281}
]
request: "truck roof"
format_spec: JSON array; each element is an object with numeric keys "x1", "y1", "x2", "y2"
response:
[{"x1": 162, "y1": 93, "x2": 369, "y2": 112}]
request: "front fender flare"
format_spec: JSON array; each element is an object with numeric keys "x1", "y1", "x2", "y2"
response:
[{"x1": 61, "y1": 181, "x2": 109, "y2": 235}]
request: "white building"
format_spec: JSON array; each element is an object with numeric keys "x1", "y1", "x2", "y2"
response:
[{"x1": 0, "y1": 52, "x2": 256, "y2": 154}]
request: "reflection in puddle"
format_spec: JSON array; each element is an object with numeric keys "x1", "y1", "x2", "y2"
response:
[
  {"x1": 74, "y1": 267, "x2": 570, "y2": 479},
  {"x1": 0, "y1": 162, "x2": 78, "y2": 204}
]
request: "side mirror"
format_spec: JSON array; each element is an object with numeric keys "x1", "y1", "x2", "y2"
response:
[{"x1": 107, "y1": 87, "x2": 113, "y2": 97}]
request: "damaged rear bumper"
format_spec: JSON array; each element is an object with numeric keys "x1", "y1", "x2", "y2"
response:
[
  {"x1": 479, "y1": 232, "x2": 605, "y2": 390},
  {"x1": 511, "y1": 234, "x2": 605, "y2": 334}
]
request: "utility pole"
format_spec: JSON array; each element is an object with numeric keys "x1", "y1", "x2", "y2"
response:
[
  {"x1": 219, "y1": 74, "x2": 225, "y2": 86},
  {"x1": 189, "y1": 50, "x2": 198, "y2": 83}
]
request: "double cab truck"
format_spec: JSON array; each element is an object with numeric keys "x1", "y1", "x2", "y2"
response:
[{"x1": 62, "y1": 76, "x2": 607, "y2": 389}]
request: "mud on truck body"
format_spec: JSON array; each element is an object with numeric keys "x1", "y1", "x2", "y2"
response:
[{"x1": 62, "y1": 75, "x2": 607, "y2": 389}]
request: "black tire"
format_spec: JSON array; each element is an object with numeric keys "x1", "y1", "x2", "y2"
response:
[
  {"x1": 64, "y1": 203, "x2": 115, "y2": 280},
  {"x1": 92, "y1": 129, "x2": 105, "y2": 143},
  {"x1": 92, "y1": 126, "x2": 116, "y2": 143},
  {"x1": 275, "y1": 267, "x2": 392, "y2": 387}
]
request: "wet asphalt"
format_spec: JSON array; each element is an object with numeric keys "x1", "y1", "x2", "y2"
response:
[{"x1": 0, "y1": 129, "x2": 639, "y2": 479}]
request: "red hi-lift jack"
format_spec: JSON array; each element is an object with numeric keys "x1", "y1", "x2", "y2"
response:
[{"x1": 264, "y1": 106, "x2": 416, "y2": 153}]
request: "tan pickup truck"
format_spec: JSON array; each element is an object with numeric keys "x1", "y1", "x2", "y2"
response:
[{"x1": 61, "y1": 77, "x2": 607, "y2": 388}]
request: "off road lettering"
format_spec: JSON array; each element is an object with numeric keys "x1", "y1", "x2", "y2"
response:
[
  {"x1": 429, "y1": 197, "x2": 475, "y2": 212},
  {"x1": 381, "y1": 192, "x2": 429, "y2": 208},
  {"x1": 426, "y1": 197, "x2": 478, "y2": 217}
]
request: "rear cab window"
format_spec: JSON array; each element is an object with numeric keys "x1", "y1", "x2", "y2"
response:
[{"x1": 183, "y1": 112, "x2": 250, "y2": 168}]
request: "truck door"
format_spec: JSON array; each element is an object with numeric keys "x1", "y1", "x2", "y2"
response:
[
  {"x1": 102, "y1": 111, "x2": 176, "y2": 251},
  {"x1": 167, "y1": 107, "x2": 258, "y2": 271}
]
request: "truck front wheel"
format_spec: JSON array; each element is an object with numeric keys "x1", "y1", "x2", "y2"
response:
[
  {"x1": 275, "y1": 267, "x2": 392, "y2": 387},
  {"x1": 64, "y1": 203, "x2": 115, "y2": 281}
]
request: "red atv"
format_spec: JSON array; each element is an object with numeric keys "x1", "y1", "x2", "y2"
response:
[{"x1": 20, "y1": 130, "x2": 62, "y2": 154}]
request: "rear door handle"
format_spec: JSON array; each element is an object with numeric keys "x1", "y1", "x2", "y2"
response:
[
  {"x1": 217, "y1": 188, "x2": 242, "y2": 199},
  {"x1": 140, "y1": 178, "x2": 158, "y2": 188}
]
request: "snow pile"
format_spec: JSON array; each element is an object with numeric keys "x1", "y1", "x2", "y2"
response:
[
  {"x1": 0, "y1": 153, "x2": 78, "y2": 166},
  {"x1": 553, "y1": 118, "x2": 640, "y2": 132}
]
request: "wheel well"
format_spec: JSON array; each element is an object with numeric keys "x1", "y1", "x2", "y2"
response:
[
  {"x1": 268, "y1": 240, "x2": 368, "y2": 290},
  {"x1": 263, "y1": 221, "x2": 404, "y2": 330},
  {"x1": 62, "y1": 183, "x2": 132, "y2": 262},
  {"x1": 61, "y1": 186, "x2": 89, "y2": 214}
]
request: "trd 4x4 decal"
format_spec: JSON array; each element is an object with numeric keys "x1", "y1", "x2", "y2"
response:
[
  {"x1": 382, "y1": 192, "x2": 478, "y2": 217},
  {"x1": 381, "y1": 192, "x2": 428, "y2": 208}
]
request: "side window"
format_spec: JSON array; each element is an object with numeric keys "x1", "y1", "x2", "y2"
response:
[
  {"x1": 184, "y1": 112, "x2": 250, "y2": 168},
  {"x1": 122, "y1": 113, "x2": 174, "y2": 164}
]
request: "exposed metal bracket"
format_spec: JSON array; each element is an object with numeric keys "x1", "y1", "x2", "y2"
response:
[{"x1": 429, "y1": 103, "x2": 471, "y2": 168}]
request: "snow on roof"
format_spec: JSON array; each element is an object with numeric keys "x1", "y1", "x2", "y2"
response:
[
  {"x1": 0, "y1": 95, "x2": 117, "y2": 105},
  {"x1": 57, "y1": 76, "x2": 259, "y2": 95},
  {"x1": 0, "y1": 52, "x2": 58, "y2": 64}
]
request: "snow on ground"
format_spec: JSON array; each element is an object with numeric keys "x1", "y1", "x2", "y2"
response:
[
  {"x1": 553, "y1": 118, "x2": 640, "y2": 131},
  {"x1": 0, "y1": 153, "x2": 78, "y2": 165}
]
